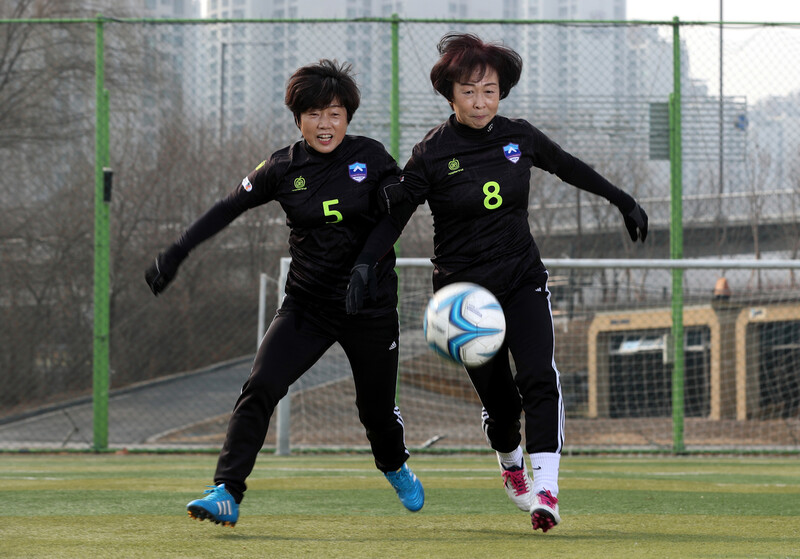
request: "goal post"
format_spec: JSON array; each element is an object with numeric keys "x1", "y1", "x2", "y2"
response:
[{"x1": 266, "y1": 257, "x2": 800, "y2": 454}]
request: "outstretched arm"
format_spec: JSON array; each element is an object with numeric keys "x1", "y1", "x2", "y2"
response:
[
  {"x1": 145, "y1": 194, "x2": 247, "y2": 295},
  {"x1": 556, "y1": 156, "x2": 648, "y2": 242},
  {"x1": 531, "y1": 123, "x2": 648, "y2": 243}
]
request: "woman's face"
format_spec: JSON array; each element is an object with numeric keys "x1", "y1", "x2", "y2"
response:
[
  {"x1": 451, "y1": 67, "x2": 500, "y2": 129},
  {"x1": 298, "y1": 101, "x2": 348, "y2": 153}
]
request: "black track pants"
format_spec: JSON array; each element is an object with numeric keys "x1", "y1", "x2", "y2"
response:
[
  {"x1": 467, "y1": 278, "x2": 565, "y2": 455},
  {"x1": 214, "y1": 295, "x2": 408, "y2": 502}
]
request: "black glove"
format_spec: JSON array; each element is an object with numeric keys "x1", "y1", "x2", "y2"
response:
[
  {"x1": 346, "y1": 263, "x2": 378, "y2": 314},
  {"x1": 622, "y1": 202, "x2": 648, "y2": 243},
  {"x1": 144, "y1": 246, "x2": 185, "y2": 296}
]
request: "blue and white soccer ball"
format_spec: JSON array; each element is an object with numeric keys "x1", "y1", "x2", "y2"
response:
[{"x1": 423, "y1": 282, "x2": 506, "y2": 367}]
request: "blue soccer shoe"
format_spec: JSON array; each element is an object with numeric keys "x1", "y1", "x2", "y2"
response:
[
  {"x1": 186, "y1": 483, "x2": 239, "y2": 527},
  {"x1": 384, "y1": 463, "x2": 424, "y2": 512}
]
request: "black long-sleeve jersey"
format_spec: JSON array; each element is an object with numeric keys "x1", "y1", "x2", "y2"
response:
[
  {"x1": 363, "y1": 114, "x2": 635, "y2": 297},
  {"x1": 173, "y1": 135, "x2": 402, "y2": 316}
]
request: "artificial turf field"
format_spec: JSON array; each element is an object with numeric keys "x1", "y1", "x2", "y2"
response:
[{"x1": 1, "y1": 452, "x2": 798, "y2": 558}]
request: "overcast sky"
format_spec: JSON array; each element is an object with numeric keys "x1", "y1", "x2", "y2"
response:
[
  {"x1": 626, "y1": 0, "x2": 800, "y2": 23},
  {"x1": 630, "y1": 1, "x2": 800, "y2": 102}
]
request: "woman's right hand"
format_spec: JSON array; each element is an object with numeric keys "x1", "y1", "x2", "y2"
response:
[{"x1": 144, "y1": 247, "x2": 184, "y2": 296}]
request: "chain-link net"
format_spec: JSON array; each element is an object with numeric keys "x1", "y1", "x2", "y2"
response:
[{"x1": 1, "y1": 16, "x2": 799, "y2": 451}]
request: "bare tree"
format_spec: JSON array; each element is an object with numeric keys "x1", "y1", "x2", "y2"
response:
[
  {"x1": 0, "y1": 1, "x2": 96, "y2": 413},
  {"x1": 0, "y1": 3, "x2": 227, "y2": 411},
  {"x1": 789, "y1": 153, "x2": 800, "y2": 288},
  {"x1": 0, "y1": 0, "x2": 94, "y2": 154},
  {"x1": 744, "y1": 146, "x2": 773, "y2": 291}
]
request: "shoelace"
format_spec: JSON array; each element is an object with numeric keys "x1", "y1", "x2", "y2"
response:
[
  {"x1": 389, "y1": 469, "x2": 415, "y2": 491},
  {"x1": 537, "y1": 490, "x2": 557, "y2": 508},
  {"x1": 502, "y1": 469, "x2": 530, "y2": 496},
  {"x1": 202, "y1": 485, "x2": 224, "y2": 499}
]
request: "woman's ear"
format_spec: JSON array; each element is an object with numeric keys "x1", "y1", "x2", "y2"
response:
[{"x1": 294, "y1": 114, "x2": 301, "y2": 128}]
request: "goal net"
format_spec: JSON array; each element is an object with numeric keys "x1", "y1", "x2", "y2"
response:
[{"x1": 268, "y1": 257, "x2": 800, "y2": 453}]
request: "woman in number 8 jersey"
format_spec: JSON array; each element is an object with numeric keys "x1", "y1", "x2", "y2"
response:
[{"x1": 349, "y1": 33, "x2": 648, "y2": 532}]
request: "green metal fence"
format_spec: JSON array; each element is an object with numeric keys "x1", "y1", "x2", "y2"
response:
[{"x1": 2, "y1": 16, "x2": 800, "y2": 453}]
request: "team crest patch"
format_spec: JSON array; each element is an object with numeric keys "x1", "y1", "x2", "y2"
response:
[
  {"x1": 241, "y1": 176, "x2": 252, "y2": 192},
  {"x1": 348, "y1": 162, "x2": 367, "y2": 182},
  {"x1": 503, "y1": 143, "x2": 521, "y2": 163}
]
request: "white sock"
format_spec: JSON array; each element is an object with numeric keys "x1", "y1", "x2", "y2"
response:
[
  {"x1": 496, "y1": 446, "x2": 524, "y2": 469},
  {"x1": 530, "y1": 452, "x2": 560, "y2": 496}
]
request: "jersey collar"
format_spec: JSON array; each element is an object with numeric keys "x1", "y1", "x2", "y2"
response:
[
  {"x1": 448, "y1": 114, "x2": 497, "y2": 138},
  {"x1": 302, "y1": 136, "x2": 349, "y2": 158}
]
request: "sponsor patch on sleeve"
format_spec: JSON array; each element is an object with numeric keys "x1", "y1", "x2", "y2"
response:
[{"x1": 242, "y1": 176, "x2": 252, "y2": 191}]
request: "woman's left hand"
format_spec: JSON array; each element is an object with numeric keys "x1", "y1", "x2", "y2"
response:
[{"x1": 622, "y1": 202, "x2": 648, "y2": 243}]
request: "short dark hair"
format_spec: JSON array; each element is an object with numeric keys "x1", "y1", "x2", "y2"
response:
[
  {"x1": 285, "y1": 59, "x2": 360, "y2": 123},
  {"x1": 430, "y1": 33, "x2": 522, "y2": 101}
]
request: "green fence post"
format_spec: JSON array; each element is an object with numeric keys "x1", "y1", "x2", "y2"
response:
[
  {"x1": 670, "y1": 17, "x2": 685, "y2": 453},
  {"x1": 390, "y1": 13, "x2": 402, "y2": 398},
  {"x1": 93, "y1": 15, "x2": 111, "y2": 451},
  {"x1": 390, "y1": 13, "x2": 400, "y2": 162}
]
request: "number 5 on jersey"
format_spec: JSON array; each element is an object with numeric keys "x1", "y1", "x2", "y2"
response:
[{"x1": 323, "y1": 199, "x2": 343, "y2": 223}]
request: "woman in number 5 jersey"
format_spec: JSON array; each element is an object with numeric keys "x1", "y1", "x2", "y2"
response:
[
  {"x1": 348, "y1": 33, "x2": 647, "y2": 532},
  {"x1": 145, "y1": 59, "x2": 423, "y2": 526}
]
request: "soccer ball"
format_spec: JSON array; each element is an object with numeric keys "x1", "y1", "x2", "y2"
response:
[{"x1": 423, "y1": 282, "x2": 506, "y2": 367}]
